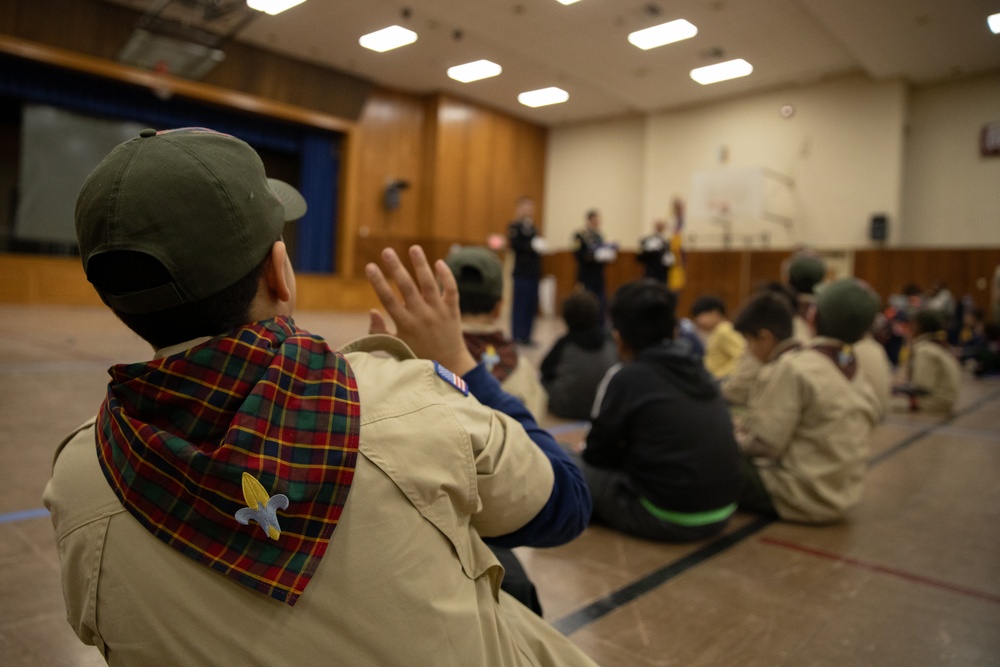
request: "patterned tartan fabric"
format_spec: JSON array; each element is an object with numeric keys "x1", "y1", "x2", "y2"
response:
[
  {"x1": 462, "y1": 330, "x2": 518, "y2": 382},
  {"x1": 96, "y1": 317, "x2": 360, "y2": 606}
]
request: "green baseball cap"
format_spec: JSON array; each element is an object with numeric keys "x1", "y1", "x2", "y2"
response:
[
  {"x1": 75, "y1": 128, "x2": 306, "y2": 314},
  {"x1": 787, "y1": 254, "x2": 826, "y2": 294},
  {"x1": 815, "y1": 278, "x2": 880, "y2": 344},
  {"x1": 445, "y1": 246, "x2": 504, "y2": 303}
]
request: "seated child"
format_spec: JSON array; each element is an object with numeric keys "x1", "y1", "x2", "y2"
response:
[
  {"x1": 971, "y1": 322, "x2": 1000, "y2": 377},
  {"x1": 445, "y1": 246, "x2": 548, "y2": 420},
  {"x1": 691, "y1": 295, "x2": 745, "y2": 380},
  {"x1": 958, "y1": 308, "x2": 986, "y2": 364},
  {"x1": 733, "y1": 281, "x2": 880, "y2": 524},
  {"x1": 894, "y1": 309, "x2": 961, "y2": 413},
  {"x1": 724, "y1": 282, "x2": 801, "y2": 408},
  {"x1": 540, "y1": 290, "x2": 618, "y2": 420},
  {"x1": 573, "y1": 280, "x2": 742, "y2": 542},
  {"x1": 786, "y1": 253, "x2": 827, "y2": 339},
  {"x1": 853, "y1": 333, "x2": 893, "y2": 421}
]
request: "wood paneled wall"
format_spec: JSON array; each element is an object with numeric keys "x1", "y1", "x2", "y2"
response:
[
  {"x1": 854, "y1": 248, "x2": 1000, "y2": 311},
  {"x1": 341, "y1": 93, "x2": 547, "y2": 279},
  {"x1": 2, "y1": 0, "x2": 551, "y2": 305},
  {"x1": 542, "y1": 248, "x2": 1000, "y2": 320}
]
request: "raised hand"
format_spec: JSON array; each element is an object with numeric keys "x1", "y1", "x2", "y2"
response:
[{"x1": 365, "y1": 245, "x2": 478, "y2": 376}]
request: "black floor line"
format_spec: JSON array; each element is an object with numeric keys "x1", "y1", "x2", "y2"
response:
[
  {"x1": 869, "y1": 387, "x2": 1000, "y2": 467},
  {"x1": 552, "y1": 386, "x2": 1000, "y2": 636},
  {"x1": 552, "y1": 516, "x2": 774, "y2": 636}
]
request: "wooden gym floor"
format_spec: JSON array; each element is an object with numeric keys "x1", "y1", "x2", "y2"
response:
[{"x1": 1, "y1": 304, "x2": 998, "y2": 666}]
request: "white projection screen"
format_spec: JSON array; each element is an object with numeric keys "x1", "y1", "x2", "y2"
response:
[{"x1": 14, "y1": 105, "x2": 144, "y2": 244}]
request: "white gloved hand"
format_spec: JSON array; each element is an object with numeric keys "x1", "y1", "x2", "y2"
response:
[{"x1": 594, "y1": 246, "x2": 617, "y2": 263}]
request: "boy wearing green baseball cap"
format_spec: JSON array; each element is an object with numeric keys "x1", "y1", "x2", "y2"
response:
[
  {"x1": 733, "y1": 279, "x2": 881, "y2": 524},
  {"x1": 44, "y1": 128, "x2": 595, "y2": 666}
]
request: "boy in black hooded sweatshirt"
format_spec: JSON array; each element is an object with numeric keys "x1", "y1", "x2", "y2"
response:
[{"x1": 572, "y1": 279, "x2": 742, "y2": 542}]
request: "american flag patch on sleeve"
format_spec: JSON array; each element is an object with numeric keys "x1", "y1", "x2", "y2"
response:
[{"x1": 433, "y1": 361, "x2": 469, "y2": 396}]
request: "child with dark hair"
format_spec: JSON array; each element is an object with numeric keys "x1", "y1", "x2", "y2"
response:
[
  {"x1": 540, "y1": 290, "x2": 618, "y2": 420},
  {"x1": 572, "y1": 279, "x2": 742, "y2": 542},
  {"x1": 724, "y1": 282, "x2": 803, "y2": 407},
  {"x1": 894, "y1": 309, "x2": 961, "y2": 413},
  {"x1": 691, "y1": 295, "x2": 745, "y2": 379},
  {"x1": 733, "y1": 280, "x2": 880, "y2": 524},
  {"x1": 45, "y1": 129, "x2": 595, "y2": 666},
  {"x1": 446, "y1": 246, "x2": 548, "y2": 420}
]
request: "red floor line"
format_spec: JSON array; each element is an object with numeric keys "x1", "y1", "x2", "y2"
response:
[{"x1": 759, "y1": 536, "x2": 1000, "y2": 605}]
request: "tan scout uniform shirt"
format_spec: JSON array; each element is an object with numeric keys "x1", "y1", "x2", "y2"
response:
[
  {"x1": 910, "y1": 334, "x2": 961, "y2": 413},
  {"x1": 723, "y1": 316, "x2": 810, "y2": 409},
  {"x1": 853, "y1": 334, "x2": 893, "y2": 421},
  {"x1": 745, "y1": 337, "x2": 879, "y2": 524},
  {"x1": 43, "y1": 335, "x2": 597, "y2": 667}
]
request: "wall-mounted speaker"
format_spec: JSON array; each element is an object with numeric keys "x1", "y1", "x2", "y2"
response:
[{"x1": 870, "y1": 214, "x2": 888, "y2": 242}]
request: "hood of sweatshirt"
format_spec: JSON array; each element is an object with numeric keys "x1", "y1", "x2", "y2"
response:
[{"x1": 637, "y1": 338, "x2": 719, "y2": 399}]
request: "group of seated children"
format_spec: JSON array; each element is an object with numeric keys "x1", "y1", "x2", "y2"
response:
[{"x1": 449, "y1": 244, "x2": 972, "y2": 540}]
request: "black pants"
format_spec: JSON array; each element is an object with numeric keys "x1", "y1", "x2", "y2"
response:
[{"x1": 488, "y1": 545, "x2": 543, "y2": 617}]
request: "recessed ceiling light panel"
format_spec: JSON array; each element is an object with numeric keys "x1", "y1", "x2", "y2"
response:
[
  {"x1": 989, "y1": 12, "x2": 1000, "y2": 34},
  {"x1": 556, "y1": 0, "x2": 583, "y2": 5},
  {"x1": 359, "y1": 25, "x2": 418, "y2": 52},
  {"x1": 518, "y1": 87, "x2": 569, "y2": 108},
  {"x1": 447, "y1": 60, "x2": 503, "y2": 83},
  {"x1": 246, "y1": 0, "x2": 307, "y2": 16},
  {"x1": 628, "y1": 19, "x2": 698, "y2": 50},
  {"x1": 690, "y1": 58, "x2": 753, "y2": 85}
]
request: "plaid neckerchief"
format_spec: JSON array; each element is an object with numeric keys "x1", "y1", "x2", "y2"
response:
[
  {"x1": 463, "y1": 330, "x2": 518, "y2": 382},
  {"x1": 810, "y1": 339, "x2": 858, "y2": 381},
  {"x1": 96, "y1": 317, "x2": 360, "y2": 606}
]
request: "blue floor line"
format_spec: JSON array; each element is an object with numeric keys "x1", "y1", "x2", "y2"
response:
[
  {"x1": 0, "y1": 507, "x2": 50, "y2": 524},
  {"x1": 546, "y1": 421, "x2": 589, "y2": 436}
]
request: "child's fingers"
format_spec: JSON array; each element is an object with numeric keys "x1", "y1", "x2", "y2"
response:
[
  {"x1": 408, "y1": 245, "x2": 442, "y2": 303},
  {"x1": 435, "y1": 259, "x2": 460, "y2": 313},
  {"x1": 368, "y1": 309, "x2": 391, "y2": 336},
  {"x1": 380, "y1": 247, "x2": 423, "y2": 310},
  {"x1": 365, "y1": 261, "x2": 411, "y2": 327}
]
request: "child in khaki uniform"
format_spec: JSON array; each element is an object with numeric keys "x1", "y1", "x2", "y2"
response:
[
  {"x1": 43, "y1": 129, "x2": 595, "y2": 667},
  {"x1": 894, "y1": 309, "x2": 961, "y2": 413},
  {"x1": 446, "y1": 246, "x2": 548, "y2": 420},
  {"x1": 733, "y1": 280, "x2": 881, "y2": 524}
]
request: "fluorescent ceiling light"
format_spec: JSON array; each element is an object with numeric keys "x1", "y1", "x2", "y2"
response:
[
  {"x1": 359, "y1": 25, "x2": 418, "y2": 52},
  {"x1": 448, "y1": 60, "x2": 502, "y2": 83},
  {"x1": 518, "y1": 87, "x2": 569, "y2": 108},
  {"x1": 989, "y1": 13, "x2": 1000, "y2": 34},
  {"x1": 246, "y1": 0, "x2": 307, "y2": 16},
  {"x1": 556, "y1": 0, "x2": 583, "y2": 5},
  {"x1": 628, "y1": 19, "x2": 698, "y2": 50},
  {"x1": 690, "y1": 58, "x2": 754, "y2": 85}
]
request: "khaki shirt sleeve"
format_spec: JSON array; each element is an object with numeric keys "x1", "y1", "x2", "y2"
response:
[
  {"x1": 745, "y1": 357, "x2": 802, "y2": 460},
  {"x1": 722, "y1": 350, "x2": 763, "y2": 407},
  {"x1": 449, "y1": 395, "x2": 556, "y2": 537}
]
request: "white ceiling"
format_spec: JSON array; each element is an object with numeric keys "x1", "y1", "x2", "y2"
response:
[{"x1": 104, "y1": 0, "x2": 1000, "y2": 126}]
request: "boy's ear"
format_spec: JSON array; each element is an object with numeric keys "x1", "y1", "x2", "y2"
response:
[{"x1": 263, "y1": 240, "x2": 292, "y2": 303}]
